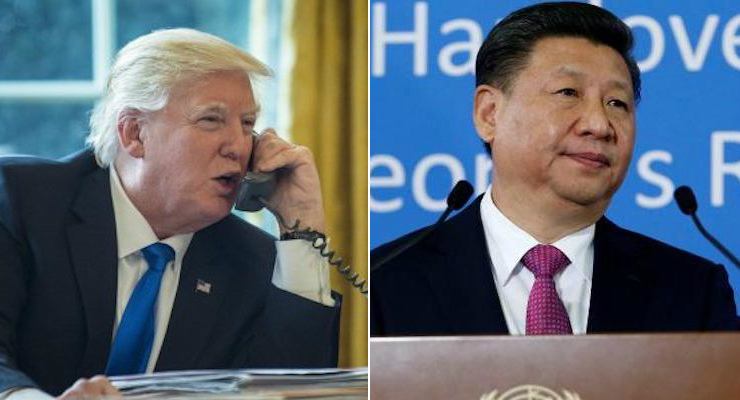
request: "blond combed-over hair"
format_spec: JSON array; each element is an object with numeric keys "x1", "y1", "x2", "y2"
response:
[{"x1": 87, "y1": 28, "x2": 272, "y2": 167}]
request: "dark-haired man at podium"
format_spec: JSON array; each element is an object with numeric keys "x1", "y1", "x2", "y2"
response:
[{"x1": 371, "y1": 2, "x2": 737, "y2": 336}]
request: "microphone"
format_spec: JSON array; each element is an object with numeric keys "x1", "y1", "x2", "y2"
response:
[
  {"x1": 674, "y1": 186, "x2": 697, "y2": 215},
  {"x1": 371, "y1": 180, "x2": 474, "y2": 273},
  {"x1": 673, "y1": 185, "x2": 740, "y2": 269}
]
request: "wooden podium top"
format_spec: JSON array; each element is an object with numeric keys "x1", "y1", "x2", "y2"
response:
[{"x1": 370, "y1": 333, "x2": 740, "y2": 399}]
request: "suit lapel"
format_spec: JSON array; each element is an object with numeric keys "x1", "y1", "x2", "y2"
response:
[
  {"x1": 155, "y1": 222, "x2": 231, "y2": 370},
  {"x1": 66, "y1": 166, "x2": 118, "y2": 376},
  {"x1": 424, "y1": 195, "x2": 508, "y2": 334},
  {"x1": 587, "y1": 217, "x2": 649, "y2": 333}
]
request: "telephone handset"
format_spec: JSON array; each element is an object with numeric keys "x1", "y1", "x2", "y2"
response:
[
  {"x1": 233, "y1": 131, "x2": 368, "y2": 297},
  {"x1": 235, "y1": 131, "x2": 277, "y2": 212},
  {"x1": 235, "y1": 170, "x2": 276, "y2": 212}
]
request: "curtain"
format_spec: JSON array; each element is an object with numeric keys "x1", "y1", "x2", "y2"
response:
[{"x1": 290, "y1": 0, "x2": 368, "y2": 367}]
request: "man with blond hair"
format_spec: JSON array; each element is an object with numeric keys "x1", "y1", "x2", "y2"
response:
[{"x1": 0, "y1": 28, "x2": 339, "y2": 399}]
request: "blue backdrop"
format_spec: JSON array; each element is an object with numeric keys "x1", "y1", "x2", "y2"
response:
[{"x1": 369, "y1": 0, "x2": 740, "y2": 309}]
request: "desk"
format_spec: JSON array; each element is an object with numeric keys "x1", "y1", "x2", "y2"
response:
[
  {"x1": 111, "y1": 368, "x2": 367, "y2": 399},
  {"x1": 370, "y1": 333, "x2": 740, "y2": 399}
]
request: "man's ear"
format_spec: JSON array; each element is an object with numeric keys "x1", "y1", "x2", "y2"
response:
[
  {"x1": 117, "y1": 109, "x2": 146, "y2": 159},
  {"x1": 473, "y1": 84, "x2": 504, "y2": 147}
]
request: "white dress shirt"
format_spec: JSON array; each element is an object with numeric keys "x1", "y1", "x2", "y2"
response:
[
  {"x1": 3, "y1": 167, "x2": 333, "y2": 400},
  {"x1": 480, "y1": 185, "x2": 594, "y2": 335}
]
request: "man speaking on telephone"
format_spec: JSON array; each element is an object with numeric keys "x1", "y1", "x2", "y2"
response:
[
  {"x1": 0, "y1": 28, "x2": 339, "y2": 399},
  {"x1": 371, "y1": 2, "x2": 737, "y2": 336}
]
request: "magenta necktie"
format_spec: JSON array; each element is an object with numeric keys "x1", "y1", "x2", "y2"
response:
[{"x1": 522, "y1": 244, "x2": 573, "y2": 335}]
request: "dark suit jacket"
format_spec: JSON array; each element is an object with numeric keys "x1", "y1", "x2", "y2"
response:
[
  {"x1": 0, "y1": 150, "x2": 340, "y2": 395},
  {"x1": 371, "y1": 195, "x2": 737, "y2": 336}
]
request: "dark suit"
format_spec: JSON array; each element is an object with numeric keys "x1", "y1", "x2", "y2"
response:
[
  {"x1": 0, "y1": 150, "x2": 340, "y2": 396},
  {"x1": 371, "y1": 195, "x2": 737, "y2": 336}
]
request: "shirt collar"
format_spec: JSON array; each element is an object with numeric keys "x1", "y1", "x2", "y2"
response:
[
  {"x1": 109, "y1": 166, "x2": 193, "y2": 264},
  {"x1": 479, "y1": 185, "x2": 594, "y2": 286}
]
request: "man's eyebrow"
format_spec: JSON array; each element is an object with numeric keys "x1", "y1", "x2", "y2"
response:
[
  {"x1": 244, "y1": 104, "x2": 261, "y2": 117},
  {"x1": 551, "y1": 66, "x2": 631, "y2": 93},
  {"x1": 191, "y1": 103, "x2": 228, "y2": 114},
  {"x1": 191, "y1": 103, "x2": 261, "y2": 116},
  {"x1": 606, "y1": 79, "x2": 630, "y2": 93}
]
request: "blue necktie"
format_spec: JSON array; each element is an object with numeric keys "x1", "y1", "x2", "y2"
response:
[{"x1": 105, "y1": 242, "x2": 175, "y2": 375}]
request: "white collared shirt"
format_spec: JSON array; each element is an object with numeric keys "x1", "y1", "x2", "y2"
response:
[
  {"x1": 109, "y1": 166, "x2": 194, "y2": 373},
  {"x1": 479, "y1": 185, "x2": 594, "y2": 335}
]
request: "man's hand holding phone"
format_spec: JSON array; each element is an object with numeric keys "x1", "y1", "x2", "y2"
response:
[{"x1": 247, "y1": 129, "x2": 326, "y2": 234}]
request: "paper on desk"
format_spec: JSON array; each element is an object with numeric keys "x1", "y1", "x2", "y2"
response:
[{"x1": 109, "y1": 367, "x2": 368, "y2": 399}]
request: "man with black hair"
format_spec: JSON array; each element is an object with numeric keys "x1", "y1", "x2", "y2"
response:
[{"x1": 371, "y1": 2, "x2": 737, "y2": 336}]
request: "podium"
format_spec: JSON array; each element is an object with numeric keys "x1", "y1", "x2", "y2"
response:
[{"x1": 370, "y1": 333, "x2": 740, "y2": 399}]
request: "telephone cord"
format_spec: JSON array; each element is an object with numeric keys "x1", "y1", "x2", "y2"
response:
[{"x1": 258, "y1": 198, "x2": 368, "y2": 298}]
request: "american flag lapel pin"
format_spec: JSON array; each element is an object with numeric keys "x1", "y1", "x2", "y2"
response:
[{"x1": 196, "y1": 279, "x2": 212, "y2": 294}]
